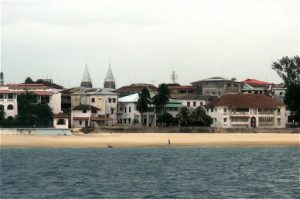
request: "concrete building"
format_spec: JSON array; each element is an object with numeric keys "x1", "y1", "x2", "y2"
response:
[
  {"x1": 241, "y1": 79, "x2": 273, "y2": 95},
  {"x1": 174, "y1": 95, "x2": 216, "y2": 108},
  {"x1": 167, "y1": 83, "x2": 198, "y2": 98},
  {"x1": 117, "y1": 93, "x2": 183, "y2": 126},
  {"x1": 116, "y1": 83, "x2": 158, "y2": 97},
  {"x1": 191, "y1": 77, "x2": 240, "y2": 96},
  {"x1": 53, "y1": 112, "x2": 69, "y2": 129},
  {"x1": 0, "y1": 88, "x2": 18, "y2": 118},
  {"x1": 71, "y1": 105, "x2": 101, "y2": 128},
  {"x1": 207, "y1": 94, "x2": 286, "y2": 128}
]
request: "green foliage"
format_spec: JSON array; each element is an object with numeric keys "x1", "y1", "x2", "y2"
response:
[
  {"x1": 177, "y1": 107, "x2": 190, "y2": 126},
  {"x1": 136, "y1": 88, "x2": 151, "y2": 116},
  {"x1": 272, "y1": 55, "x2": 300, "y2": 86},
  {"x1": 272, "y1": 55, "x2": 300, "y2": 125},
  {"x1": 0, "y1": 105, "x2": 4, "y2": 122},
  {"x1": 176, "y1": 106, "x2": 212, "y2": 127},
  {"x1": 157, "y1": 112, "x2": 176, "y2": 127},
  {"x1": 24, "y1": 77, "x2": 35, "y2": 84},
  {"x1": 1, "y1": 93, "x2": 53, "y2": 127},
  {"x1": 153, "y1": 84, "x2": 170, "y2": 110}
]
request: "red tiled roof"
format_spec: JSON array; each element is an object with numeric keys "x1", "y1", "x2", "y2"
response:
[
  {"x1": 0, "y1": 90, "x2": 21, "y2": 94},
  {"x1": 30, "y1": 91, "x2": 53, "y2": 96},
  {"x1": 53, "y1": 112, "x2": 70, "y2": 118},
  {"x1": 242, "y1": 79, "x2": 272, "y2": 86},
  {"x1": 207, "y1": 94, "x2": 284, "y2": 109},
  {"x1": 7, "y1": 83, "x2": 49, "y2": 89}
]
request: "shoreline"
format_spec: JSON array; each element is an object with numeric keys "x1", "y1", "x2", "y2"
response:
[{"x1": 1, "y1": 133, "x2": 299, "y2": 148}]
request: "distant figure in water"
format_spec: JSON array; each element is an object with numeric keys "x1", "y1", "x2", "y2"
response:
[
  {"x1": 168, "y1": 139, "x2": 171, "y2": 145},
  {"x1": 107, "y1": 145, "x2": 113, "y2": 148}
]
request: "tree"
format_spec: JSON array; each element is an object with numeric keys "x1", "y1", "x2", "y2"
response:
[
  {"x1": 189, "y1": 106, "x2": 213, "y2": 126},
  {"x1": 24, "y1": 77, "x2": 34, "y2": 84},
  {"x1": 136, "y1": 88, "x2": 151, "y2": 125},
  {"x1": 152, "y1": 84, "x2": 170, "y2": 126},
  {"x1": 272, "y1": 55, "x2": 300, "y2": 125},
  {"x1": 0, "y1": 105, "x2": 5, "y2": 123},
  {"x1": 157, "y1": 112, "x2": 176, "y2": 127},
  {"x1": 177, "y1": 107, "x2": 190, "y2": 126}
]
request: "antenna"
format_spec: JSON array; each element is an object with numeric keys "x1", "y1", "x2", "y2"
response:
[
  {"x1": 221, "y1": 66, "x2": 224, "y2": 77},
  {"x1": 171, "y1": 71, "x2": 178, "y2": 83}
]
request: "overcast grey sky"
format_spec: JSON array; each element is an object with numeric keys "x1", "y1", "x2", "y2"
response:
[{"x1": 1, "y1": 0, "x2": 299, "y2": 88}]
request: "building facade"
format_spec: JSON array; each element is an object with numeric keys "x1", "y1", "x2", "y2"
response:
[{"x1": 207, "y1": 94, "x2": 286, "y2": 128}]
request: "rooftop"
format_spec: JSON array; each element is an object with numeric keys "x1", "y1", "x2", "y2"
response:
[{"x1": 207, "y1": 94, "x2": 284, "y2": 109}]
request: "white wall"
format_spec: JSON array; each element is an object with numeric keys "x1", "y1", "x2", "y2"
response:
[
  {"x1": 53, "y1": 118, "x2": 69, "y2": 129},
  {"x1": 0, "y1": 93, "x2": 18, "y2": 118},
  {"x1": 50, "y1": 92, "x2": 62, "y2": 114}
]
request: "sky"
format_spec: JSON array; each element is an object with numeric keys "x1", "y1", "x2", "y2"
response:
[{"x1": 1, "y1": 0, "x2": 299, "y2": 88}]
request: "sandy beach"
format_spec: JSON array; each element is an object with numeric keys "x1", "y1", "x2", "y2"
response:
[{"x1": 1, "y1": 133, "x2": 299, "y2": 148}]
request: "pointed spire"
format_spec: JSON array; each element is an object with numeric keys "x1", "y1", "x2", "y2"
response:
[
  {"x1": 104, "y1": 58, "x2": 116, "y2": 89},
  {"x1": 81, "y1": 60, "x2": 93, "y2": 88},
  {"x1": 0, "y1": 65, "x2": 4, "y2": 86}
]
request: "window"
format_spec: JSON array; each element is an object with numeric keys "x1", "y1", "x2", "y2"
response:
[
  {"x1": 129, "y1": 107, "x2": 131, "y2": 113},
  {"x1": 193, "y1": 102, "x2": 196, "y2": 107},
  {"x1": 57, "y1": 119, "x2": 66, "y2": 125},
  {"x1": 211, "y1": 108, "x2": 213, "y2": 112},
  {"x1": 187, "y1": 102, "x2": 190, "y2": 107},
  {"x1": 218, "y1": 91, "x2": 221, "y2": 96},
  {"x1": 277, "y1": 118, "x2": 281, "y2": 126},
  {"x1": 259, "y1": 91, "x2": 263, "y2": 94},
  {"x1": 0, "y1": 94, "x2": 3, "y2": 99},
  {"x1": 91, "y1": 98, "x2": 95, "y2": 103},
  {"x1": 200, "y1": 102, "x2": 203, "y2": 106},
  {"x1": 124, "y1": 107, "x2": 127, "y2": 113},
  {"x1": 128, "y1": 118, "x2": 131, "y2": 124},
  {"x1": 79, "y1": 121, "x2": 82, "y2": 125},
  {"x1": 92, "y1": 109, "x2": 97, "y2": 113},
  {"x1": 123, "y1": 119, "x2": 126, "y2": 124},
  {"x1": 7, "y1": 104, "x2": 14, "y2": 110},
  {"x1": 108, "y1": 98, "x2": 112, "y2": 103},
  {"x1": 279, "y1": 92, "x2": 283, "y2": 96},
  {"x1": 120, "y1": 107, "x2": 123, "y2": 111},
  {"x1": 224, "y1": 108, "x2": 227, "y2": 112},
  {"x1": 223, "y1": 118, "x2": 227, "y2": 123},
  {"x1": 248, "y1": 91, "x2": 251, "y2": 93},
  {"x1": 83, "y1": 110, "x2": 87, "y2": 113},
  {"x1": 277, "y1": 108, "x2": 280, "y2": 113},
  {"x1": 7, "y1": 94, "x2": 13, "y2": 99},
  {"x1": 111, "y1": 108, "x2": 114, "y2": 114},
  {"x1": 113, "y1": 98, "x2": 116, "y2": 103}
]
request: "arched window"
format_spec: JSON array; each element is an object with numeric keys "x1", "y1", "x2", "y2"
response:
[{"x1": 7, "y1": 104, "x2": 13, "y2": 110}]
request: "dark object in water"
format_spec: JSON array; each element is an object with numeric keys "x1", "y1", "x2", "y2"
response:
[
  {"x1": 168, "y1": 139, "x2": 171, "y2": 145},
  {"x1": 107, "y1": 145, "x2": 113, "y2": 148}
]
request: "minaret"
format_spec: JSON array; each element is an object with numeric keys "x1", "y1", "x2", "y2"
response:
[
  {"x1": 104, "y1": 59, "x2": 116, "y2": 89},
  {"x1": 0, "y1": 67, "x2": 4, "y2": 86},
  {"x1": 80, "y1": 62, "x2": 93, "y2": 88}
]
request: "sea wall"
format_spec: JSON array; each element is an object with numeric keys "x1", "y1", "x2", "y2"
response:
[
  {"x1": 96, "y1": 126, "x2": 300, "y2": 133},
  {"x1": 0, "y1": 128, "x2": 73, "y2": 135}
]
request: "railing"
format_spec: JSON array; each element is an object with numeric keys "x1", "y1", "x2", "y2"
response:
[
  {"x1": 231, "y1": 112, "x2": 248, "y2": 115},
  {"x1": 258, "y1": 111, "x2": 274, "y2": 115}
]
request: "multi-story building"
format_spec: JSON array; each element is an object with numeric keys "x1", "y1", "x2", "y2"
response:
[
  {"x1": 167, "y1": 83, "x2": 198, "y2": 98},
  {"x1": 71, "y1": 105, "x2": 102, "y2": 128},
  {"x1": 116, "y1": 83, "x2": 157, "y2": 97},
  {"x1": 174, "y1": 95, "x2": 216, "y2": 109},
  {"x1": 117, "y1": 93, "x2": 183, "y2": 126},
  {"x1": 241, "y1": 79, "x2": 273, "y2": 95},
  {"x1": 207, "y1": 94, "x2": 286, "y2": 128},
  {"x1": 0, "y1": 87, "x2": 18, "y2": 118},
  {"x1": 191, "y1": 77, "x2": 241, "y2": 96}
]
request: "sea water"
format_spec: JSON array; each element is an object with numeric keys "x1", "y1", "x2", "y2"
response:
[{"x1": 1, "y1": 147, "x2": 299, "y2": 198}]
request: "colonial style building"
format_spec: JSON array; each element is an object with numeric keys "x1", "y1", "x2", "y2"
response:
[
  {"x1": 174, "y1": 95, "x2": 216, "y2": 109},
  {"x1": 117, "y1": 93, "x2": 183, "y2": 126},
  {"x1": 167, "y1": 83, "x2": 198, "y2": 98},
  {"x1": 0, "y1": 88, "x2": 18, "y2": 118},
  {"x1": 191, "y1": 77, "x2": 241, "y2": 96},
  {"x1": 71, "y1": 105, "x2": 101, "y2": 128},
  {"x1": 207, "y1": 94, "x2": 286, "y2": 128},
  {"x1": 241, "y1": 79, "x2": 273, "y2": 95}
]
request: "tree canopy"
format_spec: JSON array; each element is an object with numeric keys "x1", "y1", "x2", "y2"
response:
[
  {"x1": 24, "y1": 77, "x2": 35, "y2": 84},
  {"x1": 272, "y1": 55, "x2": 300, "y2": 125},
  {"x1": 153, "y1": 83, "x2": 170, "y2": 110}
]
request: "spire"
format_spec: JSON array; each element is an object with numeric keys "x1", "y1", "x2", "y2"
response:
[
  {"x1": 104, "y1": 58, "x2": 116, "y2": 89},
  {"x1": 81, "y1": 61, "x2": 93, "y2": 88},
  {"x1": 0, "y1": 66, "x2": 4, "y2": 86}
]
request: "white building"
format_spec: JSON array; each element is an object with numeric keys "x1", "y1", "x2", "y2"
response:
[
  {"x1": 117, "y1": 93, "x2": 183, "y2": 126},
  {"x1": 0, "y1": 88, "x2": 18, "y2": 118},
  {"x1": 174, "y1": 95, "x2": 215, "y2": 108},
  {"x1": 207, "y1": 94, "x2": 286, "y2": 128},
  {"x1": 53, "y1": 112, "x2": 69, "y2": 129},
  {"x1": 71, "y1": 105, "x2": 102, "y2": 128}
]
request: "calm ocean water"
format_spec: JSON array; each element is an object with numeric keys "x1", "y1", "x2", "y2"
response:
[{"x1": 1, "y1": 147, "x2": 299, "y2": 199}]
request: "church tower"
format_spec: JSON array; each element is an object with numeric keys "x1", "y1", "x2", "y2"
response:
[
  {"x1": 104, "y1": 59, "x2": 116, "y2": 89},
  {"x1": 80, "y1": 64, "x2": 93, "y2": 88},
  {"x1": 0, "y1": 69, "x2": 4, "y2": 86}
]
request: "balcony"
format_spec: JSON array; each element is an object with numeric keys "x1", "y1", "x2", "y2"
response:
[
  {"x1": 231, "y1": 112, "x2": 249, "y2": 116},
  {"x1": 258, "y1": 111, "x2": 274, "y2": 115}
]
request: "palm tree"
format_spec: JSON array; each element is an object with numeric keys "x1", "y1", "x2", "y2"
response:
[
  {"x1": 152, "y1": 84, "x2": 170, "y2": 126},
  {"x1": 136, "y1": 88, "x2": 151, "y2": 126}
]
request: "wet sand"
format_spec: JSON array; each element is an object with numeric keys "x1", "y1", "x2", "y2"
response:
[{"x1": 1, "y1": 133, "x2": 299, "y2": 148}]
